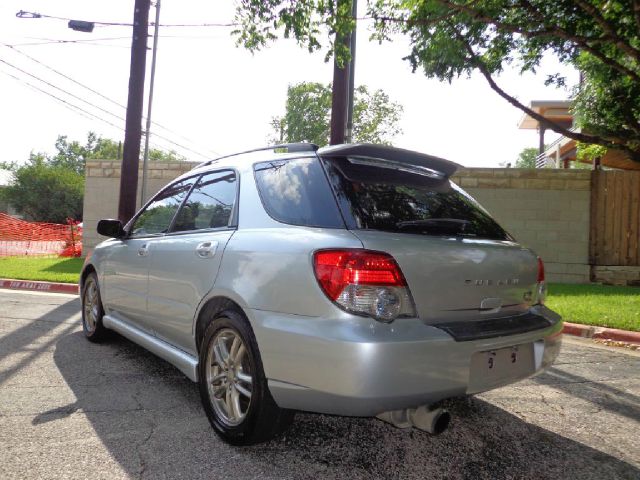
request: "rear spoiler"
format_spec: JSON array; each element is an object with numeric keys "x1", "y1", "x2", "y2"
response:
[{"x1": 317, "y1": 144, "x2": 461, "y2": 179}]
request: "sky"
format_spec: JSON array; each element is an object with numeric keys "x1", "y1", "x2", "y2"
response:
[{"x1": 0, "y1": 1, "x2": 579, "y2": 168}]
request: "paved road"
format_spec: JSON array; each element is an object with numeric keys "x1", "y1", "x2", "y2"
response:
[{"x1": 0, "y1": 289, "x2": 639, "y2": 480}]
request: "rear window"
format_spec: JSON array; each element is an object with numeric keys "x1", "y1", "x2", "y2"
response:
[
  {"x1": 254, "y1": 157, "x2": 344, "y2": 228},
  {"x1": 322, "y1": 157, "x2": 511, "y2": 240}
]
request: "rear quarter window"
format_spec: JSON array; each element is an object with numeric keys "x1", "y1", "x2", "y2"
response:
[{"x1": 253, "y1": 157, "x2": 344, "y2": 228}]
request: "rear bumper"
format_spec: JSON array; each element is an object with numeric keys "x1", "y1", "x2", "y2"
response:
[{"x1": 248, "y1": 305, "x2": 562, "y2": 416}]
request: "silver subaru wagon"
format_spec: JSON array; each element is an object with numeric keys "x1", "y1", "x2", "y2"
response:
[{"x1": 81, "y1": 143, "x2": 562, "y2": 445}]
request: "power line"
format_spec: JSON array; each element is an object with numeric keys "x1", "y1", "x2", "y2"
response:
[
  {"x1": 8, "y1": 40, "x2": 131, "y2": 48},
  {"x1": 0, "y1": 68, "x2": 125, "y2": 132},
  {"x1": 1, "y1": 67, "x2": 210, "y2": 161},
  {"x1": 0, "y1": 59, "x2": 212, "y2": 160},
  {"x1": 0, "y1": 56, "x2": 128, "y2": 123},
  {"x1": 0, "y1": 47, "x2": 220, "y2": 158},
  {"x1": 16, "y1": 10, "x2": 238, "y2": 28},
  {"x1": 16, "y1": 10, "x2": 133, "y2": 27}
]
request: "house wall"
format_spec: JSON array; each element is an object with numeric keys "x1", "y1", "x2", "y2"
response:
[{"x1": 84, "y1": 162, "x2": 592, "y2": 283}]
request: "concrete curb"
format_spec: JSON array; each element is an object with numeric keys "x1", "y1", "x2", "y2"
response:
[
  {"x1": 0, "y1": 278, "x2": 79, "y2": 295},
  {"x1": 563, "y1": 321, "x2": 640, "y2": 345}
]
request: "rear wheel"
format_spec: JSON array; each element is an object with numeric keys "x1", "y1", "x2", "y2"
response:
[
  {"x1": 81, "y1": 272, "x2": 108, "y2": 342},
  {"x1": 198, "y1": 309, "x2": 294, "y2": 445}
]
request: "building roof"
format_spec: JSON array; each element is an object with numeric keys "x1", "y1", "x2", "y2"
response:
[{"x1": 518, "y1": 100, "x2": 574, "y2": 129}]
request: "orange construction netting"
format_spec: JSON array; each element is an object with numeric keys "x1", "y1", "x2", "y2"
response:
[{"x1": 0, "y1": 213, "x2": 82, "y2": 257}]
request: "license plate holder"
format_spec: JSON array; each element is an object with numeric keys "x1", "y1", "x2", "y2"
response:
[{"x1": 467, "y1": 343, "x2": 535, "y2": 393}]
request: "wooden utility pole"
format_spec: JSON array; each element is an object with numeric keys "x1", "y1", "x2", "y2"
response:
[
  {"x1": 329, "y1": 0, "x2": 352, "y2": 145},
  {"x1": 345, "y1": 0, "x2": 357, "y2": 144},
  {"x1": 118, "y1": 0, "x2": 150, "y2": 223}
]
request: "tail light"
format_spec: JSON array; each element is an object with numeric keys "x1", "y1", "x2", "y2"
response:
[
  {"x1": 536, "y1": 257, "x2": 546, "y2": 305},
  {"x1": 313, "y1": 249, "x2": 416, "y2": 322}
]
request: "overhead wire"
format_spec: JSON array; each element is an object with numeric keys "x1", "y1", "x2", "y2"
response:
[
  {"x1": 0, "y1": 59, "x2": 213, "y2": 159},
  {"x1": 1, "y1": 44, "x2": 220, "y2": 157},
  {"x1": 0, "y1": 68, "x2": 125, "y2": 132},
  {"x1": 1, "y1": 67, "x2": 184, "y2": 158},
  {"x1": 0, "y1": 56, "x2": 131, "y2": 124},
  {"x1": 15, "y1": 10, "x2": 239, "y2": 28}
]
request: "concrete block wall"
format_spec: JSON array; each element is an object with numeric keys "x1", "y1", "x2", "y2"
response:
[
  {"x1": 452, "y1": 169, "x2": 592, "y2": 283},
  {"x1": 592, "y1": 266, "x2": 640, "y2": 286},
  {"x1": 83, "y1": 160, "x2": 198, "y2": 251}
]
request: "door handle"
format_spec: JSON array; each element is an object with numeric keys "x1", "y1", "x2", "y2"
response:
[
  {"x1": 195, "y1": 241, "x2": 218, "y2": 259},
  {"x1": 138, "y1": 244, "x2": 149, "y2": 257}
]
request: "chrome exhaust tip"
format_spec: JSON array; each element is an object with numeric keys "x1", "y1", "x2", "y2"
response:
[{"x1": 376, "y1": 405, "x2": 451, "y2": 435}]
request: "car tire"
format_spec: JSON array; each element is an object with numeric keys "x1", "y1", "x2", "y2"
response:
[
  {"x1": 81, "y1": 272, "x2": 108, "y2": 343},
  {"x1": 198, "y1": 309, "x2": 294, "y2": 445}
]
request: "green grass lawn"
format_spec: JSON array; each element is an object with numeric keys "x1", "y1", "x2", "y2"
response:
[
  {"x1": 546, "y1": 283, "x2": 640, "y2": 332},
  {"x1": 0, "y1": 257, "x2": 83, "y2": 284},
  {"x1": 0, "y1": 257, "x2": 638, "y2": 331}
]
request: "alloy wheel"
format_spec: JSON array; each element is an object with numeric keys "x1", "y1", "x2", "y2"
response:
[
  {"x1": 83, "y1": 280, "x2": 99, "y2": 333},
  {"x1": 206, "y1": 328, "x2": 253, "y2": 426}
]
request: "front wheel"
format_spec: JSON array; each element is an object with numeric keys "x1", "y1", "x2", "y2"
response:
[
  {"x1": 81, "y1": 272, "x2": 108, "y2": 343},
  {"x1": 198, "y1": 309, "x2": 294, "y2": 445}
]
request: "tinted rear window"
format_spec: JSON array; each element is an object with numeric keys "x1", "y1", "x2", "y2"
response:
[
  {"x1": 322, "y1": 157, "x2": 511, "y2": 240},
  {"x1": 254, "y1": 157, "x2": 344, "y2": 228}
]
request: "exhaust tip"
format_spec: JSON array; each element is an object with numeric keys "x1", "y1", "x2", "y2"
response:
[{"x1": 432, "y1": 410, "x2": 451, "y2": 435}]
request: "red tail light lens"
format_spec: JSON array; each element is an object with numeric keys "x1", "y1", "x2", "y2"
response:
[
  {"x1": 314, "y1": 250, "x2": 406, "y2": 300},
  {"x1": 537, "y1": 257, "x2": 545, "y2": 283},
  {"x1": 536, "y1": 256, "x2": 546, "y2": 304},
  {"x1": 313, "y1": 249, "x2": 415, "y2": 322}
]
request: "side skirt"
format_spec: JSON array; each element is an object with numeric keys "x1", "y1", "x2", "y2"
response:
[{"x1": 103, "y1": 314, "x2": 199, "y2": 382}]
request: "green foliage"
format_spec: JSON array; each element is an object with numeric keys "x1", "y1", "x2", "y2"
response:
[
  {"x1": 2, "y1": 132, "x2": 184, "y2": 223},
  {"x1": 271, "y1": 82, "x2": 403, "y2": 146},
  {"x1": 236, "y1": 0, "x2": 640, "y2": 160},
  {"x1": 576, "y1": 142, "x2": 607, "y2": 162},
  {"x1": 514, "y1": 148, "x2": 538, "y2": 168},
  {"x1": 3, "y1": 155, "x2": 84, "y2": 223},
  {"x1": 148, "y1": 148, "x2": 185, "y2": 162}
]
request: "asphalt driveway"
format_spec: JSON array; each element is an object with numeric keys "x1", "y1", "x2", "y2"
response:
[{"x1": 0, "y1": 289, "x2": 638, "y2": 479}]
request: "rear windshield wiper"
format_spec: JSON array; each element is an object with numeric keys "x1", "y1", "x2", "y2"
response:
[{"x1": 396, "y1": 218, "x2": 471, "y2": 234}]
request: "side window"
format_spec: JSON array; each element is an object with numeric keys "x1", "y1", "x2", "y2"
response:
[
  {"x1": 171, "y1": 170, "x2": 237, "y2": 232},
  {"x1": 253, "y1": 157, "x2": 344, "y2": 228},
  {"x1": 130, "y1": 177, "x2": 196, "y2": 237}
]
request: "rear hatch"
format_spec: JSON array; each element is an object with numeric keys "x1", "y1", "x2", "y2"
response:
[
  {"x1": 318, "y1": 146, "x2": 539, "y2": 324},
  {"x1": 347, "y1": 231, "x2": 537, "y2": 323}
]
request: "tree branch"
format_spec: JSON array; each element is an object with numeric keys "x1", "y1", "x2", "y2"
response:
[
  {"x1": 451, "y1": 28, "x2": 635, "y2": 155},
  {"x1": 635, "y1": 0, "x2": 640, "y2": 31},
  {"x1": 572, "y1": 0, "x2": 640, "y2": 63},
  {"x1": 433, "y1": 0, "x2": 640, "y2": 83}
]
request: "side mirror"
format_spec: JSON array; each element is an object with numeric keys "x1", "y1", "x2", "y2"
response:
[{"x1": 97, "y1": 219, "x2": 125, "y2": 238}]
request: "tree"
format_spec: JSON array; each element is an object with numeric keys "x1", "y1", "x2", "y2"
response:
[
  {"x1": 50, "y1": 133, "x2": 184, "y2": 174},
  {"x1": 234, "y1": 1, "x2": 640, "y2": 161},
  {"x1": 514, "y1": 148, "x2": 539, "y2": 168},
  {"x1": 2, "y1": 155, "x2": 84, "y2": 223},
  {"x1": 1, "y1": 132, "x2": 184, "y2": 223},
  {"x1": 270, "y1": 82, "x2": 403, "y2": 146}
]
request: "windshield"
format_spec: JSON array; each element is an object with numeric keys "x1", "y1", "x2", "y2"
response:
[{"x1": 321, "y1": 156, "x2": 511, "y2": 241}]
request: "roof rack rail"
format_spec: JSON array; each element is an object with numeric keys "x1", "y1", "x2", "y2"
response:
[{"x1": 194, "y1": 142, "x2": 319, "y2": 169}]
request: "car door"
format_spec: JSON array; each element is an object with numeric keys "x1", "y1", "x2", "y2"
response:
[
  {"x1": 101, "y1": 176, "x2": 197, "y2": 332},
  {"x1": 146, "y1": 170, "x2": 239, "y2": 353}
]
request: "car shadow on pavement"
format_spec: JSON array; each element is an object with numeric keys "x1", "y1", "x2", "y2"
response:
[
  {"x1": 53, "y1": 332, "x2": 640, "y2": 480},
  {"x1": 534, "y1": 366, "x2": 640, "y2": 422},
  {"x1": 0, "y1": 298, "x2": 80, "y2": 386}
]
